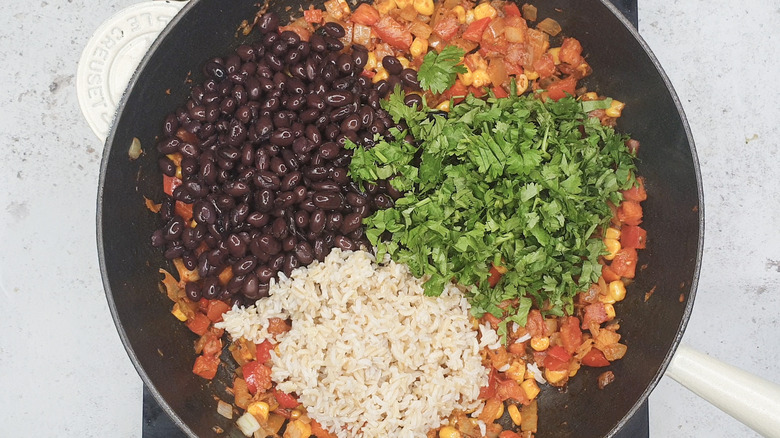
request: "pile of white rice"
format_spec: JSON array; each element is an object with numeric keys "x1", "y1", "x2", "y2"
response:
[{"x1": 217, "y1": 249, "x2": 499, "y2": 438}]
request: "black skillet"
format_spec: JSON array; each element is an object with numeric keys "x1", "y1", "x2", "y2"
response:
[{"x1": 97, "y1": 0, "x2": 703, "y2": 436}]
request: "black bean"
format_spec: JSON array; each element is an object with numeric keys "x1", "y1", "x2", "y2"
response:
[
  {"x1": 201, "y1": 277, "x2": 220, "y2": 299},
  {"x1": 310, "y1": 209, "x2": 327, "y2": 234},
  {"x1": 270, "y1": 157, "x2": 288, "y2": 176},
  {"x1": 254, "y1": 171, "x2": 281, "y2": 190},
  {"x1": 275, "y1": 191, "x2": 296, "y2": 208},
  {"x1": 323, "y1": 21, "x2": 346, "y2": 38},
  {"x1": 310, "y1": 33, "x2": 326, "y2": 52},
  {"x1": 400, "y1": 68, "x2": 421, "y2": 89},
  {"x1": 294, "y1": 241, "x2": 314, "y2": 265},
  {"x1": 282, "y1": 253, "x2": 299, "y2": 277},
  {"x1": 158, "y1": 156, "x2": 176, "y2": 177},
  {"x1": 270, "y1": 128, "x2": 294, "y2": 147},
  {"x1": 323, "y1": 35, "x2": 344, "y2": 51},
  {"x1": 226, "y1": 233, "x2": 247, "y2": 258},
  {"x1": 404, "y1": 93, "x2": 423, "y2": 109},
  {"x1": 233, "y1": 255, "x2": 257, "y2": 275},
  {"x1": 282, "y1": 235, "x2": 297, "y2": 252},
  {"x1": 327, "y1": 212, "x2": 343, "y2": 231},
  {"x1": 281, "y1": 171, "x2": 302, "y2": 191},
  {"x1": 294, "y1": 210, "x2": 310, "y2": 229},
  {"x1": 337, "y1": 52, "x2": 353, "y2": 74},
  {"x1": 157, "y1": 138, "x2": 181, "y2": 154},
  {"x1": 255, "y1": 188, "x2": 275, "y2": 212},
  {"x1": 311, "y1": 180, "x2": 341, "y2": 192},
  {"x1": 293, "y1": 185, "x2": 308, "y2": 203},
  {"x1": 341, "y1": 212, "x2": 363, "y2": 234},
  {"x1": 373, "y1": 193, "x2": 394, "y2": 209},
  {"x1": 318, "y1": 142, "x2": 340, "y2": 160},
  {"x1": 285, "y1": 94, "x2": 306, "y2": 111},
  {"x1": 324, "y1": 90, "x2": 352, "y2": 107},
  {"x1": 203, "y1": 60, "x2": 226, "y2": 81},
  {"x1": 151, "y1": 229, "x2": 165, "y2": 247},
  {"x1": 352, "y1": 49, "x2": 368, "y2": 71},
  {"x1": 230, "y1": 203, "x2": 250, "y2": 226},
  {"x1": 255, "y1": 234, "x2": 282, "y2": 256},
  {"x1": 247, "y1": 211, "x2": 270, "y2": 228},
  {"x1": 375, "y1": 80, "x2": 390, "y2": 97},
  {"x1": 382, "y1": 56, "x2": 403, "y2": 75},
  {"x1": 312, "y1": 192, "x2": 342, "y2": 210},
  {"x1": 185, "y1": 281, "x2": 202, "y2": 301},
  {"x1": 340, "y1": 114, "x2": 361, "y2": 132},
  {"x1": 257, "y1": 12, "x2": 280, "y2": 34}
]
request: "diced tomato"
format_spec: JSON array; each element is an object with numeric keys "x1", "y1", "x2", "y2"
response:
[
  {"x1": 559, "y1": 316, "x2": 582, "y2": 355},
  {"x1": 610, "y1": 248, "x2": 638, "y2": 279},
  {"x1": 274, "y1": 389, "x2": 300, "y2": 409},
  {"x1": 197, "y1": 297, "x2": 209, "y2": 312},
  {"x1": 496, "y1": 378, "x2": 527, "y2": 403},
  {"x1": 163, "y1": 174, "x2": 182, "y2": 196},
  {"x1": 441, "y1": 79, "x2": 469, "y2": 105},
  {"x1": 303, "y1": 8, "x2": 323, "y2": 24},
  {"x1": 243, "y1": 361, "x2": 273, "y2": 394},
  {"x1": 267, "y1": 317, "x2": 291, "y2": 335},
  {"x1": 373, "y1": 15, "x2": 412, "y2": 50},
  {"x1": 201, "y1": 332, "x2": 223, "y2": 356},
  {"x1": 483, "y1": 312, "x2": 501, "y2": 329},
  {"x1": 487, "y1": 265, "x2": 503, "y2": 288},
  {"x1": 532, "y1": 53, "x2": 556, "y2": 79},
  {"x1": 470, "y1": 85, "x2": 488, "y2": 98},
  {"x1": 617, "y1": 200, "x2": 643, "y2": 226},
  {"x1": 622, "y1": 177, "x2": 647, "y2": 202},
  {"x1": 351, "y1": 3, "x2": 380, "y2": 26},
  {"x1": 479, "y1": 368, "x2": 498, "y2": 399},
  {"x1": 508, "y1": 341, "x2": 525, "y2": 355},
  {"x1": 311, "y1": 420, "x2": 338, "y2": 438},
  {"x1": 255, "y1": 339, "x2": 274, "y2": 363},
  {"x1": 433, "y1": 13, "x2": 461, "y2": 42},
  {"x1": 504, "y1": 2, "x2": 522, "y2": 17},
  {"x1": 546, "y1": 76, "x2": 577, "y2": 101},
  {"x1": 620, "y1": 225, "x2": 647, "y2": 250},
  {"x1": 581, "y1": 348, "x2": 611, "y2": 367},
  {"x1": 492, "y1": 85, "x2": 509, "y2": 98},
  {"x1": 361, "y1": 69, "x2": 376, "y2": 78},
  {"x1": 601, "y1": 264, "x2": 621, "y2": 282},
  {"x1": 525, "y1": 309, "x2": 545, "y2": 337},
  {"x1": 500, "y1": 432, "x2": 522, "y2": 438},
  {"x1": 278, "y1": 25, "x2": 311, "y2": 41},
  {"x1": 582, "y1": 303, "x2": 608, "y2": 329},
  {"x1": 192, "y1": 354, "x2": 220, "y2": 380},
  {"x1": 544, "y1": 345, "x2": 571, "y2": 371},
  {"x1": 559, "y1": 37, "x2": 585, "y2": 67},
  {"x1": 186, "y1": 312, "x2": 211, "y2": 336},
  {"x1": 174, "y1": 201, "x2": 193, "y2": 221},
  {"x1": 463, "y1": 17, "x2": 492, "y2": 42},
  {"x1": 206, "y1": 299, "x2": 231, "y2": 323}
]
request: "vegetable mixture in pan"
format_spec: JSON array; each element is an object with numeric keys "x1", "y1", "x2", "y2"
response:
[{"x1": 150, "y1": 0, "x2": 647, "y2": 436}]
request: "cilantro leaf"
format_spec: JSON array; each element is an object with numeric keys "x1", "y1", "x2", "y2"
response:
[{"x1": 417, "y1": 46, "x2": 468, "y2": 94}]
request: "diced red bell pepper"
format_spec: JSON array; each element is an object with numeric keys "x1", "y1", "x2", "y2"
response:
[
  {"x1": 303, "y1": 8, "x2": 323, "y2": 24},
  {"x1": 470, "y1": 85, "x2": 488, "y2": 98},
  {"x1": 622, "y1": 177, "x2": 647, "y2": 202},
  {"x1": 620, "y1": 225, "x2": 647, "y2": 249},
  {"x1": 206, "y1": 299, "x2": 231, "y2": 323},
  {"x1": 581, "y1": 348, "x2": 611, "y2": 367},
  {"x1": 175, "y1": 201, "x2": 193, "y2": 221},
  {"x1": 617, "y1": 201, "x2": 643, "y2": 226},
  {"x1": 186, "y1": 312, "x2": 211, "y2": 336},
  {"x1": 559, "y1": 316, "x2": 583, "y2": 355},
  {"x1": 582, "y1": 303, "x2": 609, "y2": 329},
  {"x1": 274, "y1": 389, "x2": 300, "y2": 409},
  {"x1": 479, "y1": 367, "x2": 499, "y2": 399},
  {"x1": 433, "y1": 14, "x2": 460, "y2": 42},
  {"x1": 463, "y1": 17, "x2": 492, "y2": 42},
  {"x1": 532, "y1": 53, "x2": 556, "y2": 79},
  {"x1": 496, "y1": 378, "x2": 527, "y2": 403},
  {"x1": 487, "y1": 264, "x2": 504, "y2": 288},
  {"x1": 525, "y1": 309, "x2": 546, "y2": 337},
  {"x1": 192, "y1": 354, "x2": 220, "y2": 380},
  {"x1": 492, "y1": 85, "x2": 509, "y2": 98},
  {"x1": 255, "y1": 339, "x2": 274, "y2": 363},
  {"x1": 243, "y1": 360, "x2": 273, "y2": 394},
  {"x1": 601, "y1": 264, "x2": 621, "y2": 282},
  {"x1": 441, "y1": 79, "x2": 469, "y2": 105}
]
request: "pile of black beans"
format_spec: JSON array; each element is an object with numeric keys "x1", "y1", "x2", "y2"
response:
[{"x1": 150, "y1": 12, "x2": 420, "y2": 304}]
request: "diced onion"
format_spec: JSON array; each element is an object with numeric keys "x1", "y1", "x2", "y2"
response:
[
  {"x1": 536, "y1": 17, "x2": 561, "y2": 36},
  {"x1": 236, "y1": 412, "x2": 261, "y2": 437},
  {"x1": 217, "y1": 399, "x2": 233, "y2": 419},
  {"x1": 526, "y1": 362, "x2": 547, "y2": 384},
  {"x1": 515, "y1": 332, "x2": 531, "y2": 343},
  {"x1": 128, "y1": 137, "x2": 142, "y2": 160}
]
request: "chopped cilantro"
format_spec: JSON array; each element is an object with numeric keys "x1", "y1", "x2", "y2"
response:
[
  {"x1": 417, "y1": 46, "x2": 468, "y2": 94},
  {"x1": 349, "y1": 90, "x2": 638, "y2": 326}
]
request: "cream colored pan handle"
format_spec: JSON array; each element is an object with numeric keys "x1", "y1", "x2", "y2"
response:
[{"x1": 665, "y1": 344, "x2": 780, "y2": 437}]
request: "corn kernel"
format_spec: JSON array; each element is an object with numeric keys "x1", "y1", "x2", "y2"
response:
[
  {"x1": 436, "y1": 100, "x2": 450, "y2": 112},
  {"x1": 605, "y1": 99, "x2": 625, "y2": 118},
  {"x1": 507, "y1": 404, "x2": 522, "y2": 426},
  {"x1": 458, "y1": 66, "x2": 474, "y2": 86},
  {"x1": 603, "y1": 238, "x2": 621, "y2": 261},
  {"x1": 247, "y1": 401, "x2": 270, "y2": 421},
  {"x1": 605, "y1": 227, "x2": 621, "y2": 240},
  {"x1": 473, "y1": 2, "x2": 497, "y2": 20},
  {"x1": 290, "y1": 409, "x2": 302, "y2": 420},
  {"x1": 600, "y1": 293, "x2": 616, "y2": 305},
  {"x1": 604, "y1": 303, "x2": 616, "y2": 320},
  {"x1": 494, "y1": 401, "x2": 505, "y2": 419},
  {"x1": 365, "y1": 52, "x2": 378, "y2": 70},
  {"x1": 472, "y1": 69, "x2": 490, "y2": 88},
  {"x1": 372, "y1": 67, "x2": 389, "y2": 83},
  {"x1": 544, "y1": 368, "x2": 568, "y2": 385},
  {"x1": 521, "y1": 379, "x2": 540, "y2": 400},
  {"x1": 525, "y1": 70, "x2": 539, "y2": 80},
  {"x1": 410, "y1": 37, "x2": 428, "y2": 58},
  {"x1": 582, "y1": 91, "x2": 599, "y2": 100},
  {"x1": 608, "y1": 280, "x2": 627, "y2": 302},
  {"x1": 453, "y1": 5, "x2": 467, "y2": 23},
  {"x1": 515, "y1": 74, "x2": 529, "y2": 95},
  {"x1": 171, "y1": 303, "x2": 188, "y2": 321},
  {"x1": 413, "y1": 0, "x2": 435, "y2": 15},
  {"x1": 465, "y1": 9, "x2": 475, "y2": 24},
  {"x1": 175, "y1": 166, "x2": 182, "y2": 179},
  {"x1": 530, "y1": 335, "x2": 550, "y2": 352},
  {"x1": 398, "y1": 57, "x2": 411, "y2": 69},
  {"x1": 395, "y1": 0, "x2": 412, "y2": 8},
  {"x1": 439, "y1": 426, "x2": 461, "y2": 438},
  {"x1": 548, "y1": 47, "x2": 561, "y2": 65}
]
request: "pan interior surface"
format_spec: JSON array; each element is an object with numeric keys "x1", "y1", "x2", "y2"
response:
[{"x1": 97, "y1": 0, "x2": 702, "y2": 436}]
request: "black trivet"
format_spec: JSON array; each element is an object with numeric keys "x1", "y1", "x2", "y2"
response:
[{"x1": 142, "y1": 0, "x2": 646, "y2": 436}]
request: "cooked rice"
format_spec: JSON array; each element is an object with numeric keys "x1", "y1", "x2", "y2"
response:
[{"x1": 217, "y1": 249, "x2": 494, "y2": 438}]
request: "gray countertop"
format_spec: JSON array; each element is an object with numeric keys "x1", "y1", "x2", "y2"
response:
[{"x1": 1, "y1": 0, "x2": 778, "y2": 436}]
